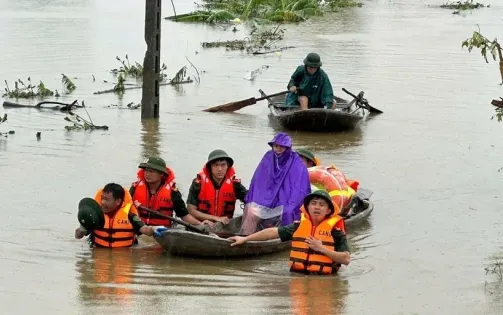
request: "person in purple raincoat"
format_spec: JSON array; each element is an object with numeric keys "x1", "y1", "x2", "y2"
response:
[{"x1": 241, "y1": 132, "x2": 311, "y2": 232}]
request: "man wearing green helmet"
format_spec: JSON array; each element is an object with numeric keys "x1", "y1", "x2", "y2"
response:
[
  {"x1": 285, "y1": 52, "x2": 336, "y2": 111},
  {"x1": 186, "y1": 149, "x2": 248, "y2": 225},
  {"x1": 228, "y1": 190, "x2": 350, "y2": 275}
]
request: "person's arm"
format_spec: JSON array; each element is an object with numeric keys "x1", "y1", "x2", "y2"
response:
[
  {"x1": 228, "y1": 223, "x2": 298, "y2": 246},
  {"x1": 186, "y1": 180, "x2": 220, "y2": 222},
  {"x1": 305, "y1": 229, "x2": 350, "y2": 266},
  {"x1": 172, "y1": 187, "x2": 212, "y2": 226},
  {"x1": 74, "y1": 225, "x2": 89, "y2": 239},
  {"x1": 320, "y1": 72, "x2": 335, "y2": 109},
  {"x1": 287, "y1": 66, "x2": 304, "y2": 90},
  {"x1": 233, "y1": 179, "x2": 248, "y2": 203}
]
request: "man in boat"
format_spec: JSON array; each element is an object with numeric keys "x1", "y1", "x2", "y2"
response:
[
  {"x1": 186, "y1": 149, "x2": 248, "y2": 225},
  {"x1": 285, "y1": 53, "x2": 336, "y2": 111},
  {"x1": 74, "y1": 183, "x2": 167, "y2": 248},
  {"x1": 296, "y1": 148, "x2": 320, "y2": 168},
  {"x1": 228, "y1": 190, "x2": 350, "y2": 275},
  {"x1": 130, "y1": 156, "x2": 213, "y2": 228}
]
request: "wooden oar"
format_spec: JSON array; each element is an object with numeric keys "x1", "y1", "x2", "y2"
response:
[
  {"x1": 138, "y1": 206, "x2": 245, "y2": 237},
  {"x1": 203, "y1": 90, "x2": 289, "y2": 113},
  {"x1": 342, "y1": 88, "x2": 383, "y2": 114}
]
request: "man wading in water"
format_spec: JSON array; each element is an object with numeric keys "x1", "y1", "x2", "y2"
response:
[{"x1": 228, "y1": 190, "x2": 350, "y2": 275}]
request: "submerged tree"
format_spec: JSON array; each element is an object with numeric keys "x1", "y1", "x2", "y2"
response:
[{"x1": 461, "y1": 26, "x2": 503, "y2": 84}]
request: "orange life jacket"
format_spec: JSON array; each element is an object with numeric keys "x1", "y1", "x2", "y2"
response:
[
  {"x1": 289, "y1": 206, "x2": 346, "y2": 275},
  {"x1": 196, "y1": 166, "x2": 238, "y2": 218},
  {"x1": 131, "y1": 167, "x2": 176, "y2": 227},
  {"x1": 93, "y1": 203, "x2": 136, "y2": 248},
  {"x1": 94, "y1": 186, "x2": 138, "y2": 215}
]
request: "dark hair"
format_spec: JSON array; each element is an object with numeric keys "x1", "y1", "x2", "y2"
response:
[{"x1": 102, "y1": 183, "x2": 125, "y2": 202}]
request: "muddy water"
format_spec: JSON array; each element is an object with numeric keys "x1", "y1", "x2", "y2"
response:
[{"x1": 1, "y1": 0, "x2": 503, "y2": 314}]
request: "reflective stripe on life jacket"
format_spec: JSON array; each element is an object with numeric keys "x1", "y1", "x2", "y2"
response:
[
  {"x1": 289, "y1": 206, "x2": 345, "y2": 275},
  {"x1": 93, "y1": 203, "x2": 135, "y2": 248},
  {"x1": 196, "y1": 166, "x2": 238, "y2": 218},
  {"x1": 131, "y1": 167, "x2": 176, "y2": 226}
]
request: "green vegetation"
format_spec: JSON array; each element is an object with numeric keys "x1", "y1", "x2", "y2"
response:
[
  {"x1": 110, "y1": 55, "x2": 168, "y2": 81},
  {"x1": 3, "y1": 74, "x2": 77, "y2": 99},
  {"x1": 462, "y1": 27, "x2": 503, "y2": 85},
  {"x1": 165, "y1": 0, "x2": 362, "y2": 24},
  {"x1": 440, "y1": 0, "x2": 486, "y2": 10}
]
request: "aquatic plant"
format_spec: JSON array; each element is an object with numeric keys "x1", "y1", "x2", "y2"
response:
[
  {"x1": 3, "y1": 75, "x2": 77, "y2": 99},
  {"x1": 64, "y1": 104, "x2": 109, "y2": 131},
  {"x1": 165, "y1": 0, "x2": 362, "y2": 24},
  {"x1": 462, "y1": 26, "x2": 503, "y2": 85},
  {"x1": 485, "y1": 261, "x2": 503, "y2": 279},
  {"x1": 440, "y1": 0, "x2": 486, "y2": 10},
  {"x1": 110, "y1": 55, "x2": 168, "y2": 81}
]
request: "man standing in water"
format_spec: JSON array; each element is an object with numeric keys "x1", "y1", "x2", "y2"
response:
[
  {"x1": 186, "y1": 150, "x2": 248, "y2": 225},
  {"x1": 130, "y1": 156, "x2": 212, "y2": 228},
  {"x1": 229, "y1": 190, "x2": 350, "y2": 275},
  {"x1": 285, "y1": 53, "x2": 336, "y2": 110},
  {"x1": 75, "y1": 183, "x2": 166, "y2": 248}
]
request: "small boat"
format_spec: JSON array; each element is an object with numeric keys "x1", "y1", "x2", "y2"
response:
[
  {"x1": 260, "y1": 89, "x2": 369, "y2": 132},
  {"x1": 154, "y1": 188, "x2": 374, "y2": 258}
]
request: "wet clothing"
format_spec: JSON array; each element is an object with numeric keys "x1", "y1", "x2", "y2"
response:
[
  {"x1": 129, "y1": 184, "x2": 189, "y2": 218},
  {"x1": 278, "y1": 222, "x2": 349, "y2": 253},
  {"x1": 186, "y1": 175, "x2": 248, "y2": 207},
  {"x1": 244, "y1": 132, "x2": 311, "y2": 225},
  {"x1": 285, "y1": 65, "x2": 334, "y2": 109},
  {"x1": 82, "y1": 213, "x2": 145, "y2": 237}
]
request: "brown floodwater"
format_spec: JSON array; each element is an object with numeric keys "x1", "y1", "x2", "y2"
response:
[{"x1": 1, "y1": 0, "x2": 503, "y2": 314}]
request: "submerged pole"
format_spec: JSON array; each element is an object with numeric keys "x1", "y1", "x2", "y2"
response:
[{"x1": 141, "y1": 0, "x2": 162, "y2": 119}]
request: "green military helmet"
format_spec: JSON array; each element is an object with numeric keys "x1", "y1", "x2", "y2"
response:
[
  {"x1": 139, "y1": 156, "x2": 169, "y2": 175},
  {"x1": 77, "y1": 197, "x2": 105, "y2": 230},
  {"x1": 296, "y1": 148, "x2": 317, "y2": 166},
  {"x1": 303, "y1": 52, "x2": 322, "y2": 68},
  {"x1": 206, "y1": 149, "x2": 234, "y2": 168},
  {"x1": 303, "y1": 189, "x2": 335, "y2": 214}
]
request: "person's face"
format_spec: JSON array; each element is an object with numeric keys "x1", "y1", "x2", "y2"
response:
[
  {"x1": 307, "y1": 197, "x2": 331, "y2": 223},
  {"x1": 300, "y1": 156, "x2": 314, "y2": 168},
  {"x1": 307, "y1": 66, "x2": 318, "y2": 75},
  {"x1": 144, "y1": 168, "x2": 164, "y2": 183},
  {"x1": 272, "y1": 144, "x2": 287, "y2": 155},
  {"x1": 100, "y1": 192, "x2": 122, "y2": 214},
  {"x1": 210, "y1": 160, "x2": 229, "y2": 180}
]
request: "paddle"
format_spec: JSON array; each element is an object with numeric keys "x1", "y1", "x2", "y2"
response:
[
  {"x1": 203, "y1": 90, "x2": 289, "y2": 113},
  {"x1": 138, "y1": 205, "x2": 210, "y2": 235},
  {"x1": 138, "y1": 205, "x2": 246, "y2": 237},
  {"x1": 342, "y1": 88, "x2": 383, "y2": 114}
]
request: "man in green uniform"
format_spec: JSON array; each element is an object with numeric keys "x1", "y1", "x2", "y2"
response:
[
  {"x1": 285, "y1": 53, "x2": 336, "y2": 110},
  {"x1": 186, "y1": 150, "x2": 248, "y2": 226}
]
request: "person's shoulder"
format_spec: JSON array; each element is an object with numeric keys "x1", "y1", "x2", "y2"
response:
[{"x1": 295, "y1": 65, "x2": 304, "y2": 72}]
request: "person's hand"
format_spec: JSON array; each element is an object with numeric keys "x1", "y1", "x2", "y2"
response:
[
  {"x1": 153, "y1": 226, "x2": 169, "y2": 237},
  {"x1": 289, "y1": 86, "x2": 297, "y2": 93},
  {"x1": 305, "y1": 236, "x2": 325, "y2": 252},
  {"x1": 133, "y1": 200, "x2": 142, "y2": 208},
  {"x1": 216, "y1": 216, "x2": 230, "y2": 225},
  {"x1": 200, "y1": 220, "x2": 215, "y2": 229},
  {"x1": 228, "y1": 236, "x2": 247, "y2": 247}
]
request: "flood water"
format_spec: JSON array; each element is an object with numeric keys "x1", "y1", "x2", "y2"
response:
[{"x1": 1, "y1": 0, "x2": 502, "y2": 314}]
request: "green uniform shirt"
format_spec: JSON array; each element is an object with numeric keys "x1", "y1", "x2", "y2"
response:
[
  {"x1": 129, "y1": 183, "x2": 190, "y2": 218},
  {"x1": 186, "y1": 177, "x2": 248, "y2": 207},
  {"x1": 286, "y1": 65, "x2": 334, "y2": 108},
  {"x1": 277, "y1": 222, "x2": 350, "y2": 253}
]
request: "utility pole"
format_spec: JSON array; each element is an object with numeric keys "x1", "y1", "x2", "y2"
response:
[{"x1": 141, "y1": 0, "x2": 161, "y2": 119}]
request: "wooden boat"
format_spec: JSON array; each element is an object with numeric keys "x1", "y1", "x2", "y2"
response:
[
  {"x1": 260, "y1": 89, "x2": 369, "y2": 132},
  {"x1": 154, "y1": 188, "x2": 374, "y2": 258}
]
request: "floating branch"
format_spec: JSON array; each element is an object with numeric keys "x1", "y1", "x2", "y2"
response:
[{"x1": 64, "y1": 105, "x2": 108, "y2": 131}]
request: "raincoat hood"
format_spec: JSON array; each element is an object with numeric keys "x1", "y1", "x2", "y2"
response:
[{"x1": 267, "y1": 132, "x2": 292, "y2": 149}]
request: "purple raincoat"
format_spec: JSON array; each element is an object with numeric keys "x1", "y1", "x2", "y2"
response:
[{"x1": 244, "y1": 132, "x2": 311, "y2": 225}]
